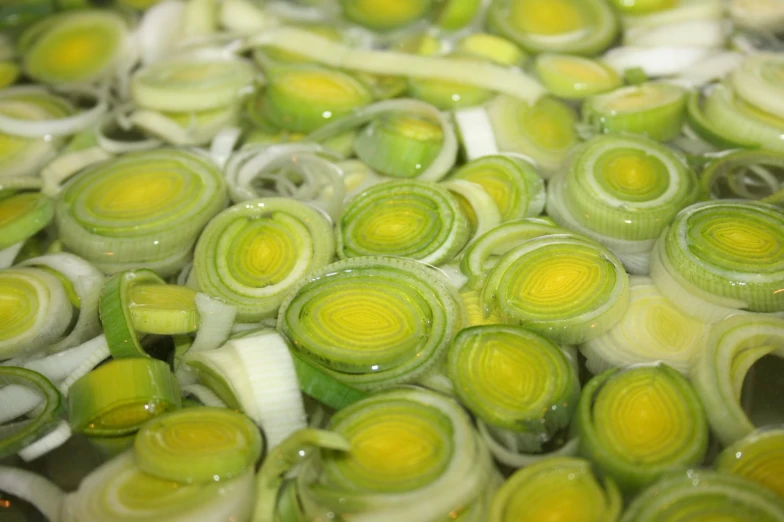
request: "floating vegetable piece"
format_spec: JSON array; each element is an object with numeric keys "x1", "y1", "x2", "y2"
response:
[
  {"x1": 716, "y1": 427, "x2": 784, "y2": 498},
  {"x1": 535, "y1": 54, "x2": 621, "y2": 99},
  {"x1": 699, "y1": 149, "x2": 784, "y2": 205},
  {"x1": 0, "y1": 192, "x2": 53, "y2": 251},
  {"x1": 340, "y1": 0, "x2": 433, "y2": 31}
]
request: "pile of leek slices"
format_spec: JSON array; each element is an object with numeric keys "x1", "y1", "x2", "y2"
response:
[{"x1": 2, "y1": 0, "x2": 784, "y2": 520}]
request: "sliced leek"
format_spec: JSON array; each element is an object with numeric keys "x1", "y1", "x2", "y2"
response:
[
  {"x1": 620, "y1": 470, "x2": 784, "y2": 522},
  {"x1": 338, "y1": 180, "x2": 469, "y2": 265},
  {"x1": 68, "y1": 357, "x2": 180, "y2": 437},
  {"x1": 730, "y1": 53, "x2": 784, "y2": 121},
  {"x1": 700, "y1": 149, "x2": 784, "y2": 205},
  {"x1": 277, "y1": 256, "x2": 464, "y2": 391},
  {"x1": 582, "y1": 83, "x2": 688, "y2": 141},
  {"x1": 192, "y1": 198, "x2": 335, "y2": 323},
  {"x1": 55, "y1": 148, "x2": 227, "y2": 276},
  {"x1": 449, "y1": 155, "x2": 546, "y2": 221},
  {"x1": 692, "y1": 314, "x2": 784, "y2": 446},
  {"x1": 340, "y1": 0, "x2": 433, "y2": 31},
  {"x1": 21, "y1": 11, "x2": 129, "y2": 85},
  {"x1": 128, "y1": 104, "x2": 240, "y2": 147},
  {"x1": 535, "y1": 54, "x2": 622, "y2": 99},
  {"x1": 650, "y1": 200, "x2": 784, "y2": 321},
  {"x1": 716, "y1": 427, "x2": 784, "y2": 498},
  {"x1": 581, "y1": 276, "x2": 709, "y2": 375},
  {"x1": 481, "y1": 234, "x2": 629, "y2": 344},
  {"x1": 447, "y1": 325, "x2": 579, "y2": 457},
  {"x1": 575, "y1": 364, "x2": 709, "y2": 494},
  {"x1": 486, "y1": 0, "x2": 619, "y2": 55},
  {"x1": 609, "y1": 0, "x2": 676, "y2": 15},
  {"x1": 488, "y1": 457, "x2": 622, "y2": 522},
  {"x1": 443, "y1": 179, "x2": 502, "y2": 242},
  {"x1": 134, "y1": 407, "x2": 262, "y2": 485},
  {"x1": 487, "y1": 95, "x2": 579, "y2": 177},
  {"x1": 0, "y1": 192, "x2": 53, "y2": 251}
]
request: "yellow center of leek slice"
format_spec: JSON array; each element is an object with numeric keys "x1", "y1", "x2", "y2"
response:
[
  {"x1": 85, "y1": 170, "x2": 186, "y2": 221},
  {"x1": 326, "y1": 400, "x2": 452, "y2": 492},
  {"x1": 504, "y1": 469, "x2": 607, "y2": 522},
  {"x1": 550, "y1": 57, "x2": 611, "y2": 84},
  {"x1": 0, "y1": 193, "x2": 40, "y2": 227},
  {"x1": 0, "y1": 274, "x2": 38, "y2": 341},
  {"x1": 602, "y1": 85, "x2": 674, "y2": 113},
  {"x1": 342, "y1": 0, "x2": 432, "y2": 30},
  {"x1": 93, "y1": 403, "x2": 156, "y2": 430},
  {"x1": 718, "y1": 431, "x2": 784, "y2": 497},
  {"x1": 386, "y1": 115, "x2": 444, "y2": 141},
  {"x1": 511, "y1": 0, "x2": 587, "y2": 35},
  {"x1": 523, "y1": 98, "x2": 576, "y2": 150},
  {"x1": 597, "y1": 150, "x2": 669, "y2": 202},
  {"x1": 690, "y1": 214, "x2": 783, "y2": 271}
]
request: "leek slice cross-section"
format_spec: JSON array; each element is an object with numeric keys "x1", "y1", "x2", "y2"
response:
[
  {"x1": 650, "y1": 200, "x2": 784, "y2": 321},
  {"x1": 0, "y1": 191, "x2": 53, "y2": 251},
  {"x1": 448, "y1": 325, "x2": 579, "y2": 457},
  {"x1": 575, "y1": 364, "x2": 709, "y2": 494},
  {"x1": 535, "y1": 54, "x2": 622, "y2": 99},
  {"x1": 277, "y1": 256, "x2": 464, "y2": 391},
  {"x1": 699, "y1": 149, "x2": 784, "y2": 206},
  {"x1": 55, "y1": 148, "x2": 227, "y2": 277},
  {"x1": 716, "y1": 427, "x2": 784, "y2": 498},
  {"x1": 340, "y1": 0, "x2": 433, "y2": 31},
  {"x1": 488, "y1": 457, "x2": 622, "y2": 522},
  {"x1": 21, "y1": 10, "x2": 129, "y2": 85},
  {"x1": 338, "y1": 180, "x2": 469, "y2": 265},
  {"x1": 193, "y1": 198, "x2": 335, "y2": 323},
  {"x1": 481, "y1": 234, "x2": 629, "y2": 344}
]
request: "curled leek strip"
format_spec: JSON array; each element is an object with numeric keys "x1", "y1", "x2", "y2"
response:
[
  {"x1": 486, "y1": 95, "x2": 579, "y2": 177},
  {"x1": 68, "y1": 451, "x2": 255, "y2": 522},
  {"x1": 296, "y1": 388, "x2": 495, "y2": 522},
  {"x1": 447, "y1": 325, "x2": 580, "y2": 457},
  {"x1": 716, "y1": 426, "x2": 784, "y2": 498},
  {"x1": 535, "y1": 54, "x2": 622, "y2": 100},
  {"x1": 700, "y1": 149, "x2": 784, "y2": 206},
  {"x1": 193, "y1": 198, "x2": 335, "y2": 322},
  {"x1": 338, "y1": 180, "x2": 470, "y2": 265},
  {"x1": 582, "y1": 83, "x2": 688, "y2": 142},
  {"x1": 134, "y1": 407, "x2": 262, "y2": 485},
  {"x1": 575, "y1": 364, "x2": 709, "y2": 494},
  {"x1": 0, "y1": 191, "x2": 53, "y2": 251},
  {"x1": 620, "y1": 471, "x2": 784, "y2": 522},
  {"x1": 131, "y1": 51, "x2": 256, "y2": 112},
  {"x1": 581, "y1": 277, "x2": 710, "y2": 376},
  {"x1": 488, "y1": 457, "x2": 622, "y2": 522},
  {"x1": 546, "y1": 134, "x2": 698, "y2": 273},
  {"x1": 443, "y1": 179, "x2": 502, "y2": 242},
  {"x1": 449, "y1": 155, "x2": 546, "y2": 222},
  {"x1": 309, "y1": 98, "x2": 458, "y2": 182},
  {"x1": 486, "y1": 0, "x2": 618, "y2": 55},
  {"x1": 55, "y1": 148, "x2": 227, "y2": 276},
  {"x1": 339, "y1": 0, "x2": 433, "y2": 31},
  {"x1": 262, "y1": 65, "x2": 373, "y2": 133},
  {"x1": 692, "y1": 314, "x2": 784, "y2": 446},
  {"x1": 730, "y1": 53, "x2": 784, "y2": 120},
  {"x1": 128, "y1": 104, "x2": 241, "y2": 147},
  {"x1": 21, "y1": 11, "x2": 129, "y2": 85},
  {"x1": 650, "y1": 201, "x2": 784, "y2": 321},
  {"x1": 277, "y1": 256, "x2": 465, "y2": 391},
  {"x1": 224, "y1": 144, "x2": 346, "y2": 221},
  {"x1": 0, "y1": 268, "x2": 73, "y2": 359},
  {"x1": 481, "y1": 234, "x2": 629, "y2": 344},
  {"x1": 247, "y1": 27, "x2": 546, "y2": 102},
  {"x1": 68, "y1": 358, "x2": 181, "y2": 437},
  {"x1": 0, "y1": 367, "x2": 63, "y2": 459},
  {"x1": 0, "y1": 466, "x2": 64, "y2": 522}
]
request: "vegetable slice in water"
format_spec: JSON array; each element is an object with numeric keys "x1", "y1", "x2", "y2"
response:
[
  {"x1": 340, "y1": 0, "x2": 433, "y2": 31},
  {"x1": 699, "y1": 149, "x2": 784, "y2": 206},
  {"x1": 575, "y1": 364, "x2": 709, "y2": 494},
  {"x1": 716, "y1": 426, "x2": 784, "y2": 498},
  {"x1": 535, "y1": 54, "x2": 622, "y2": 99},
  {"x1": 0, "y1": 191, "x2": 53, "y2": 251}
]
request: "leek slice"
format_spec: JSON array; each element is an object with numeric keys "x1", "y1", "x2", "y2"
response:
[
  {"x1": 449, "y1": 155, "x2": 546, "y2": 221},
  {"x1": 546, "y1": 134, "x2": 698, "y2": 272},
  {"x1": 68, "y1": 452, "x2": 255, "y2": 522},
  {"x1": 582, "y1": 83, "x2": 688, "y2": 141},
  {"x1": 692, "y1": 314, "x2": 784, "y2": 446},
  {"x1": 575, "y1": 364, "x2": 709, "y2": 494},
  {"x1": 0, "y1": 62, "x2": 19, "y2": 89},
  {"x1": 447, "y1": 325, "x2": 579, "y2": 455},
  {"x1": 128, "y1": 284, "x2": 199, "y2": 335},
  {"x1": 535, "y1": 54, "x2": 621, "y2": 99},
  {"x1": 128, "y1": 104, "x2": 240, "y2": 147},
  {"x1": 700, "y1": 149, "x2": 784, "y2": 206},
  {"x1": 487, "y1": 94, "x2": 579, "y2": 177},
  {"x1": 620, "y1": 470, "x2": 784, "y2": 522},
  {"x1": 0, "y1": 192, "x2": 53, "y2": 251},
  {"x1": 481, "y1": 234, "x2": 629, "y2": 344},
  {"x1": 488, "y1": 457, "x2": 622, "y2": 522},
  {"x1": 353, "y1": 114, "x2": 443, "y2": 178},
  {"x1": 650, "y1": 200, "x2": 784, "y2": 321},
  {"x1": 435, "y1": 0, "x2": 483, "y2": 29},
  {"x1": 443, "y1": 179, "x2": 503, "y2": 242},
  {"x1": 296, "y1": 387, "x2": 494, "y2": 522},
  {"x1": 21, "y1": 11, "x2": 129, "y2": 85},
  {"x1": 277, "y1": 256, "x2": 464, "y2": 391},
  {"x1": 131, "y1": 53, "x2": 256, "y2": 112},
  {"x1": 262, "y1": 65, "x2": 373, "y2": 133},
  {"x1": 0, "y1": 268, "x2": 73, "y2": 359},
  {"x1": 193, "y1": 198, "x2": 334, "y2": 322},
  {"x1": 338, "y1": 180, "x2": 469, "y2": 265},
  {"x1": 0, "y1": 367, "x2": 63, "y2": 459},
  {"x1": 134, "y1": 407, "x2": 262, "y2": 485},
  {"x1": 55, "y1": 148, "x2": 227, "y2": 276},
  {"x1": 68, "y1": 358, "x2": 180, "y2": 437},
  {"x1": 581, "y1": 276, "x2": 709, "y2": 375},
  {"x1": 609, "y1": 0, "x2": 676, "y2": 14},
  {"x1": 730, "y1": 53, "x2": 784, "y2": 120},
  {"x1": 486, "y1": 0, "x2": 619, "y2": 55},
  {"x1": 716, "y1": 427, "x2": 784, "y2": 497},
  {"x1": 340, "y1": 0, "x2": 433, "y2": 31}
]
